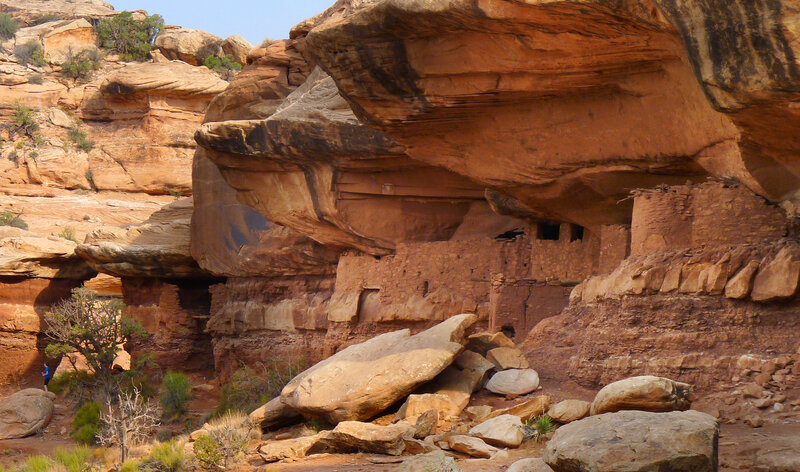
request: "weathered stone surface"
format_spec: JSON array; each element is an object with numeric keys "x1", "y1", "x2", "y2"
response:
[
  {"x1": 725, "y1": 260, "x2": 759, "y2": 299},
  {"x1": 41, "y1": 19, "x2": 97, "y2": 64},
  {"x1": 258, "y1": 432, "x2": 331, "y2": 462},
  {"x1": 329, "y1": 421, "x2": 415, "y2": 456},
  {"x1": 76, "y1": 198, "x2": 207, "y2": 278},
  {"x1": 0, "y1": 226, "x2": 93, "y2": 279},
  {"x1": 421, "y1": 366, "x2": 485, "y2": 419},
  {"x1": 751, "y1": 248, "x2": 800, "y2": 302},
  {"x1": 221, "y1": 35, "x2": 252, "y2": 65},
  {"x1": 394, "y1": 450, "x2": 461, "y2": 472},
  {"x1": 281, "y1": 314, "x2": 476, "y2": 423},
  {"x1": 468, "y1": 414, "x2": 524, "y2": 448},
  {"x1": 590, "y1": 376, "x2": 694, "y2": 415},
  {"x1": 448, "y1": 435, "x2": 498, "y2": 458},
  {"x1": 0, "y1": 389, "x2": 55, "y2": 439},
  {"x1": 304, "y1": 0, "x2": 741, "y2": 228},
  {"x1": 480, "y1": 395, "x2": 551, "y2": 423},
  {"x1": 0, "y1": 0, "x2": 115, "y2": 25},
  {"x1": 466, "y1": 332, "x2": 515, "y2": 356},
  {"x1": 486, "y1": 347, "x2": 529, "y2": 370},
  {"x1": 413, "y1": 409, "x2": 438, "y2": 439},
  {"x1": 753, "y1": 435, "x2": 800, "y2": 472},
  {"x1": 485, "y1": 369, "x2": 540, "y2": 396},
  {"x1": 198, "y1": 67, "x2": 489, "y2": 255},
  {"x1": 154, "y1": 26, "x2": 222, "y2": 66},
  {"x1": 249, "y1": 397, "x2": 302, "y2": 432},
  {"x1": 543, "y1": 410, "x2": 719, "y2": 472},
  {"x1": 548, "y1": 399, "x2": 590, "y2": 424},
  {"x1": 507, "y1": 458, "x2": 555, "y2": 472},
  {"x1": 454, "y1": 350, "x2": 495, "y2": 378},
  {"x1": 396, "y1": 394, "x2": 459, "y2": 425}
]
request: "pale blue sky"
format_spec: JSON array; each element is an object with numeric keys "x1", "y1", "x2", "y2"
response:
[{"x1": 110, "y1": 0, "x2": 334, "y2": 47}]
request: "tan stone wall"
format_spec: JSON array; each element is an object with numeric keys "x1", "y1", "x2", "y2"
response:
[{"x1": 631, "y1": 182, "x2": 787, "y2": 256}]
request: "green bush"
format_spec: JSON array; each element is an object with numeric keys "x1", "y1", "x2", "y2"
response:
[
  {"x1": 54, "y1": 446, "x2": 93, "y2": 472},
  {"x1": 95, "y1": 11, "x2": 163, "y2": 62},
  {"x1": 0, "y1": 13, "x2": 18, "y2": 40},
  {"x1": 20, "y1": 456, "x2": 52, "y2": 472},
  {"x1": 259, "y1": 37, "x2": 274, "y2": 48},
  {"x1": 120, "y1": 460, "x2": 140, "y2": 472},
  {"x1": 204, "y1": 54, "x2": 242, "y2": 73},
  {"x1": 68, "y1": 126, "x2": 94, "y2": 152},
  {"x1": 145, "y1": 441, "x2": 185, "y2": 472},
  {"x1": 160, "y1": 371, "x2": 191, "y2": 419},
  {"x1": 59, "y1": 225, "x2": 78, "y2": 243},
  {"x1": 11, "y1": 103, "x2": 39, "y2": 137},
  {"x1": 46, "y1": 370, "x2": 95, "y2": 397},
  {"x1": 214, "y1": 359, "x2": 305, "y2": 418},
  {"x1": 15, "y1": 40, "x2": 47, "y2": 66},
  {"x1": 61, "y1": 50, "x2": 101, "y2": 81},
  {"x1": 193, "y1": 434, "x2": 222, "y2": 470},
  {"x1": 71, "y1": 401, "x2": 101, "y2": 444},
  {"x1": 0, "y1": 211, "x2": 28, "y2": 230},
  {"x1": 28, "y1": 73, "x2": 44, "y2": 84}
]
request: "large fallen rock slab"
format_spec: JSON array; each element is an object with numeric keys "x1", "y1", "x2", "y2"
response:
[
  {"x1": 750, "y1": 248, "x2": 800, "y2": 302},
  {"x1": 548, "y1": 399, "x2": 590, "y2": 424},
  {"x1": 590, "y1": 376, "x2": 694, "y2": 415},
  {"x1": 394, "y1": 450, "x2": 461, "y2": 472},
  {"x1": 258, "y1": 432, "x2": 332, "y2": 463},
  {"x1": 468, "y1": 414, "x2": 524, "y2": 448},
  {"x1": 0, "y1": 389, "x2": 55, "y2": 439},
  {"x1": 485, "y1": 369, "x2": 540, "y2": 395},
  {"x1": 486, "y1": 347, "x2": 529, "y2": 370},
  {"x1": 154, "y1": 26, "x2": 222, "y2": 66},
  {"x1": 543, "y1": 410, "x2": 719, "y2": 472},
  {"x1": 329, "y1": 421, "x2": 415, "y2": 456},
  {"x1": 249, "y1": 397, "x2": 302, "y2": 432},
  {"x1": 396, "y1": 394, "x2": 459, "y2": 426},
  {"x1": 281, "y1": 314, "x2": 476, "y2": 423},
  {"x1": 448, "y1": 435, "x2": 498, "y2": 458}
]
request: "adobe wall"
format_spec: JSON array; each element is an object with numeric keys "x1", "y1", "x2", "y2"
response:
[{"x1": 631, "y1": 182, "x2": 787, "y2": 256}]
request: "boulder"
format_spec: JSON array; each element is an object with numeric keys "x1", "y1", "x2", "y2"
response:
[
  {"x1": 422, "y1": 366, "x2": 485, "y2": 418},
  {"x1": 543, "y1": 410, "x2": 719, "y2": 472},
  {"x1": 725, "y1": 260, "x2": 759, "y2": 299},
  {"x1": 454, "y1": 350, "x2": 495, "y2": 378},
  {"x1": 590, "y1": 376, "x2": 694, "y2": 415},
  {"x1": 751, "y1": 248, "x2": 800, "y2": 302},
  {"x1": 448, "y1": 435, "x2": 498, "y2": 458},
  {"x1": 258, "y1": 432, "x2": 332, "y2": 462},
  {"x1": 465, "y1": 406, "x2": 493, "y2": 421},
  {"x1": 486, "y1": 347, "x2": 529, "y2": 370},
  {"x1": 413, "y1": 409, "x2": 438, "y2": 439},
  {"x1": 281, "y1": 314, "x2": 476, "y2": 423},
  {"x1": 0, "y1": 389, "x2": 55, "y2": 439},
  {"x1": 507, "y1": 458, "x2": 555, "y2": 472},
  {"x1": 548, "y1": 399, "x2": 590, "y2": 424},
  {"x1": 394, "y1": 450, "x2": 461, "y2": 472},
  {"x1": 154, "y1": 26, "x2": 222, "y2": 65},
  {"x1": 221, "y1": 35, "x2": 252, "y2": 65},
  {"x1": 468, "y1": 414, "x2": 524, "y2": 448},
  {"x1": 329, "y1": 421, "x2": 415, "y2": 456},
  {"x1": 466, "y1": 332, "x2": 515, "y2": 356},
  {"x1": 479, "y1": 395, "x2": 551, "y2": 423},
  {"x1": 396, "y1": 394, "x2": 456, "y2": 426},
  {"x1": 485, "y1": 369, "x2": 540, "y2": 396},
  {"x1": 249, "y1": 397, "x2": 302, "y2": 431}
]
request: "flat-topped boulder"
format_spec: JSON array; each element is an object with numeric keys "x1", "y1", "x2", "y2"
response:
[
  {"x1": 590, "y1": 376, "x2": 694, "y2": 415},
  {"x1": 0, "y1": 389, "x2": 55, "y2": 439}
]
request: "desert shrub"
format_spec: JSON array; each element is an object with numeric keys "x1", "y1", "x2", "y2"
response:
[
  {"x1": 144, "y1": 440, "x2": 185, "y2": 472},
  {"x1": 95, "y1": 11, "x2": 163, "y2": 61},
  {"x1": 214, "y1": 358, "x2": 305, "y2": 417},
  {"x1": 54, "y1": 446, "x2": 93, "y2": 472},
  {"x1": 11, "y1": 103, "x2": 39, "y2": 137},
  {"x1": 47, "y1": 370, "x2": 95, "y2": 398},
  {"x1": 15, "y1": 40, "x2": 46, "y2": 66},
  {"x1": 530, "y1": 414, "x2": 555, "y2": 441},
  {"x1": 68, "y1": 126, "x2": 94, "y2": 152},
  {"x1": 32, "y1": 13, "x2": 61, "y2": 25},
  {"x1": 192, "y1": 434, "x2": 222, "y2": 470},
  {"x1": 120, "y1": 460, "x2": 140, "y2": 472},
  {"x1": 71, "y1": 401, "x2": 101, "y2": 444},
  {"x1": 203, "y1": 412, "x2": 252, "y2": 469},
  {"x1": 0, "y1": 211, "x2": 28, "y2": 230},
  {"x1": 259, "y1": 36, "x2": 274, "y2": 48},
  {"x1": 195, "y1": 41, "x2": 221, "y2": 64},
  {"x1": 59, "y1": 225, "x2": 78, "y2": 243},
  {"x1": 203, "y1": 54, "x2": 242, "y2": 73},
  {"x1": 61, "y1": 50, "x2": 101, "y2": 81},
  {"x1": 160, "y1": 371, "x2": 191, "y2": 419},
  {"x1": 0, "y1": 13, "x2": 18, "y2": 40},
  {"x1": 28, "y1": 73, "x2": 44, "y2": 84},
  {"x1": 20, "y1": 456, "x2": 52, "y2": 472}
]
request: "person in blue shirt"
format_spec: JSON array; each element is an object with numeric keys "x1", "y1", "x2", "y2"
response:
[{"x1": 42, "y1": 363, "x2": 52, "y2": 392}]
